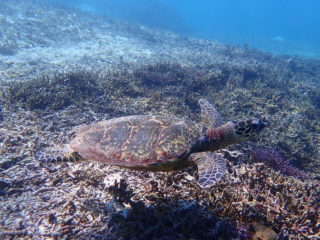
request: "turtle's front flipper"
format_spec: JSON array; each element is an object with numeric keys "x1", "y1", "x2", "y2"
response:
[
  {"x1": 193, "y1": 152, "x2": 226, "y2": 188},
  {"x1": 198, "y1": 99, "x2": 224, "y2": 129},
  {"x1": 34, "y1": 145, "x2": 86, "y2": 164}
]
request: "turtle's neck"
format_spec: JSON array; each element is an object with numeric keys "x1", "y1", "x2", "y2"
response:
[{"x1": 189, "y1": 121, "x2": 239, "y2": 154}]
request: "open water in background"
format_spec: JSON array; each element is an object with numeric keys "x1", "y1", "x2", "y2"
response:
[{"x1": 50, "y1": 0, "x2": 320, "y2": 58}]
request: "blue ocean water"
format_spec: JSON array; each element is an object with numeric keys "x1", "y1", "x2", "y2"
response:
[{"x1": 52, "y1": 0, "x2": 320, "y2": 58}]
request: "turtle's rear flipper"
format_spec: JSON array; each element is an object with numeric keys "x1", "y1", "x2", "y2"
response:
[
  {"x1": 194, "y1": 152, "x2": 226, "y2": 188},
  {"x1": 34, "y1": 145, "x2": 85, "y2": 164}
]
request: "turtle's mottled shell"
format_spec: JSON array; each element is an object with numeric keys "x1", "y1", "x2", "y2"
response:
[{"x1": 69, "y1": 115, "x2": 201, "y2": 170}]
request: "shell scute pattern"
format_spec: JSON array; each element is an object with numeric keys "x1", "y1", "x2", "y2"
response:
[
  {"x1": 83, "y1": 130, "x2": 104, "y2": 145},
  {"x1": 156, "y1": 120, "x2": 198, "y2": 160},
  {"x1": 71, "y1": 115, "x2": 200, "y2": 167},
  {"x1": 122, "y1": 118, "x2": 162, "y2": 161}
]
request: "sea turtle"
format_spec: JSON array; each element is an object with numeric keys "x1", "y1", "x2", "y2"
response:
[{"x1": 35, "y1": 99, "x2": 267, "y2": 188}]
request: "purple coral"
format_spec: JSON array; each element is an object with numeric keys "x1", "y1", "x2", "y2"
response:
[{"x1": 251, "y1": 147, "x2": 306, "y2": 180}]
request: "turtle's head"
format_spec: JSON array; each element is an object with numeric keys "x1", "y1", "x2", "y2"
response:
[
  {"x1": 233, "y1": 118, "x2": 268, "y2": 139},
  {"x1": 188, "y1": 118, "x2": 268, "y2": 155}
]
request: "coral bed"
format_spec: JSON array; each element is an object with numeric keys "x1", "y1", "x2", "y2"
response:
[
  {"x1": 0, "y1": 0, "x2": 320, "y2": 239},
  {"x1": 2, "y1": 63, "x2": 320, "y2": 174},
  {"x1": 1, "y1": 63, "x2": 320, "y2": 239}
]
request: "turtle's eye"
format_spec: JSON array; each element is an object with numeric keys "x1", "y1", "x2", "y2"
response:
[
  {"x1": 250, "y1": 118, "x2": 269, "y2": 132},
  {"x1": 250, "y1": 119, "x2": 262, "y2": 130}
]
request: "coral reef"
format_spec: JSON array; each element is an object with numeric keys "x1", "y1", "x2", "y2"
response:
[
  {"x1": 1, "y1": 71, "x2": 100, "y2": 111},
  {"x1": 2, "y1": 60, "x2": 320, "y2": 174},
  {"x1": 0, "y1": 1, "x2": 320, "y2": 239},
  {"x1": 106, "y1": 179, "x2": 242, "y2": 240},
  {"x1": 134, "y1": 160, "x2": 320, "y2": 239},
  {"x1": 251, "y1": 147, "x2": 306, "y2": 180}
]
